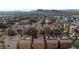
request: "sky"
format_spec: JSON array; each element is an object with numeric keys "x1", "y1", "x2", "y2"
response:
[{"x1": 0, "y1": 0, "x2": 79, "y2": 11}]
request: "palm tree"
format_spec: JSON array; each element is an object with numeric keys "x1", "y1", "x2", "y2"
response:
[
  {"x1": 67, "y1": 23, "x2": 70, "y2": 34},
  {"x1": 52, "y1": 28, "x2": 62, "y2": 37},
  {"x1": 41, "y1": 19, "x2": 45, "y2": 27},
  {"x1": 74, "y1": 29, "x2": 78, "y2": 40}
]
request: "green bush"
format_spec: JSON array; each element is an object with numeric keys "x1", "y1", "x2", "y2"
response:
[{"x1": 74, "y1": 40, "x2": 79, "y2": 48}]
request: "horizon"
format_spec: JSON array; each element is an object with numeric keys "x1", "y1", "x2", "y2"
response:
[{"x1": 0, "y1": 9, "x2": 79, "y2": 11}]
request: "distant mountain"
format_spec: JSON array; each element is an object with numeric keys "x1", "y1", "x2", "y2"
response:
[
  {"x1": 31, "y1": 9, "x2": 79, "y2": 15},
  {"x1": 62, "y1": 9, "x2": 79, "y2": 15},
  {"x1": 0, "y1": 11, "x2": 30, "y2": 16},
  {"x1": 62, "y1": 9, "x2": 79, "y2": 12},
  {"x1": 31, "y1": 9, "x2": 64, "y2": 13},
  {"x1": 0, "y1": 9, "x2": 79, "y2": 16}
]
